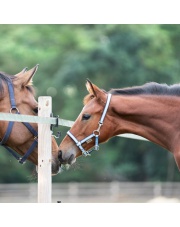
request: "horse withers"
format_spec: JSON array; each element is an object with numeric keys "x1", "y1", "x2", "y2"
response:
[
  {"x1": 0, "y1": 65, "x2": 60, "y2": 174},
  {"x1": 59, "y1": 79, "x2": 180, "y2": 171}
]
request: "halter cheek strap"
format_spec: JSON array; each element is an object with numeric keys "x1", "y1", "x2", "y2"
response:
[{"x1": 67, "y1": 94, "x2": 112, "y2": 156}]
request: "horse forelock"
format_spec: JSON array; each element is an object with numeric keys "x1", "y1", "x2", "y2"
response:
[
  {"x1": 83, "y1": 94, "x2": 95, "y2": 105},
  {"x1": 26, "y1": 80, "x2": 36, "y2": 95},
  {"x1": 26, "y1": 85, "x2": 36, "y2": 96}
]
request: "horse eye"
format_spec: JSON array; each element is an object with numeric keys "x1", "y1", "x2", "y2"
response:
[
  {"x1": 82, "y1": 114, "x2": 91, "y2": 121},
  {"x1": 33, "y1": 107, "x2": 38, "y2": 114}
]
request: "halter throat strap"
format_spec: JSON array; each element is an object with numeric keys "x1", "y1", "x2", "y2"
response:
[{"x1": 67, "y1": 93, "x2": 112, "y2": 156}]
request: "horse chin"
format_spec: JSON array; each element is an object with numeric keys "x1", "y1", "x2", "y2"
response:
[
  {"x1": 52, "y1": 165, "x2": 61, "y2": 175},
  {"x1": 35, "y1": 160, "x2": 62, "y2": 176}
]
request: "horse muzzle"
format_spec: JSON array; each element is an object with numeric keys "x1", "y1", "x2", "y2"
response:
[{"x1": 58, "y1": 150, "x2": 76, "y2": 166}]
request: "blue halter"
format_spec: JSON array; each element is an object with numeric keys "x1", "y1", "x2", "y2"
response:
[{"x1": 0, "y1": 80, "x2": 38, "y2": 164}]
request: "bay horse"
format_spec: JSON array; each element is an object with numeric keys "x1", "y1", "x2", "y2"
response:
[
  {"x1": 58, "y1": 79, "x2": 180, "y2": 172},
  {"x1": 0, "y1": 65, "x2": 60, "y2": 174}
]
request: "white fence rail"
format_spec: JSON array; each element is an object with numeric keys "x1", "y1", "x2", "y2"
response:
[{"x1": 0, "y1": 114, "x2": 148, "y2": 141}]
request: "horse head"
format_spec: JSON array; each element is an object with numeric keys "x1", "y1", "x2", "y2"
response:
[
  {"x1": 58, "y1": 80, "x2": 114, "y2": 170},
  {"x1": 0, "y1": 66, "x2": 60, "y2": 174}
]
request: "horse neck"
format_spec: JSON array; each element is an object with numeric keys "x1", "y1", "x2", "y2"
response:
[{"x1": 110, "y1": 94, "x2": 180, "y2": 151}]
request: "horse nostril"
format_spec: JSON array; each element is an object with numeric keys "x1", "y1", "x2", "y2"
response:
[
  {"x1": 58, "y1": 150, "x2": 75, "y2": 165},
  {"x1": 58, "y1": 150, "x2": 63, "y2": 162},
  {"x1": 68, "y1": 154, "x2": 75, "y2": 165}
]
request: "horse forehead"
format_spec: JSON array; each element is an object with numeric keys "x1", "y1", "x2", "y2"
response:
[
  {"x1": 14, "y1": 87, "x2": 37, "y2": 107},
  {"x1": 82, "y1": 101, "x2": 102, "y2": 113}
]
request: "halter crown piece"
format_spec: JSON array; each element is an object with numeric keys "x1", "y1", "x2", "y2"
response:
[
  {"x1": 67, "y1": 93, "x2": 112, "y2": 156},
  {"x1": 0, "y1": 79, "x2": 38, "y2": 164}
]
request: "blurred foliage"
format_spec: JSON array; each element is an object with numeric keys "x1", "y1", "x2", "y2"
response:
[{"x1": 0, "y1": 24, "x2": 180, "y2": 183}]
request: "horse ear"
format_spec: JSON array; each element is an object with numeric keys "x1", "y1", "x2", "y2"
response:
[
  {"x1": 14, "y1": 64, "x2": 39, "y2": 86},
  {"x1": 86, "y1": 79, "x2": 97, "y2": 96},
  {"x1": 86, "y1": 79, "x2": 106, "y2": 101},
  {"x1": 14, "y1": 67, "x2": 28, "y2": 77}
]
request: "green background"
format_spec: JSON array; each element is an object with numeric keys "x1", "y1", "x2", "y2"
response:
[{"x1": 0, "y1": 24, "x2": 180, "y2": 183}]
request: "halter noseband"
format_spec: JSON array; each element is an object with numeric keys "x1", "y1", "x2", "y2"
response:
[
  {"x1": 67, "y1": 94, "x2": 112, "y2": 156},
  {"x1": 0, "y1": 79, "x2": 38, "y2": 164}
]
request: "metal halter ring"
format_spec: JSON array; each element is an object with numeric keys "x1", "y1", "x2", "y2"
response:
[
  {"x1": 10, "y1": 107, "x2": 20, "y2": 114},
  {"x1": 93, "y1": 130, "x2": 100, "y2": 136}
]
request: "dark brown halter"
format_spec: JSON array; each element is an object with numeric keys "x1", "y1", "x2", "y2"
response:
[{"x1": 0, "y1": 79, "x2": 38, "y2": 164}]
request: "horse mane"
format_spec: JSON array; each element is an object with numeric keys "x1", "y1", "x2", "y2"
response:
[
  {"x1": 109, "y1": 82, "x2": 180, "y2": 97},
  {"x1": 84, "y1": 82, "x2": 180, "y2": 105}
]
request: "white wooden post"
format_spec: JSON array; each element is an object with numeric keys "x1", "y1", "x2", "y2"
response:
[{"x1": 38, "y1": 97, "x2": 52, "y2": 203}]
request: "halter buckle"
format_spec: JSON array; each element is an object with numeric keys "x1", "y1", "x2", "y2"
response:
[
  {"x1": 18, "y1": 158, "x2": 26, "y2": 164},
  {"x1": 82, "y1": 150, "x2": 91, "y2": 156},
  {"x1": 34, "y1": 136, "x2": 38, "y2": 142},
  {"x1": 86, "y1": 138, "x2": 92, "y2": 144}
]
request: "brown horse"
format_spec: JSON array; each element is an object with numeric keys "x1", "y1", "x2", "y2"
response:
[
  {"x1": 59, "y1": 79, "x2": 180, "y2": 172},
  {"x1": 0, "y1": 65, "x2": 60, "y2": 174}
]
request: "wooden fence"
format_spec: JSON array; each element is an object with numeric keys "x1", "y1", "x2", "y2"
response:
[{"x1": 0, "y1": 96, "x2": 149, "y2": 203}]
